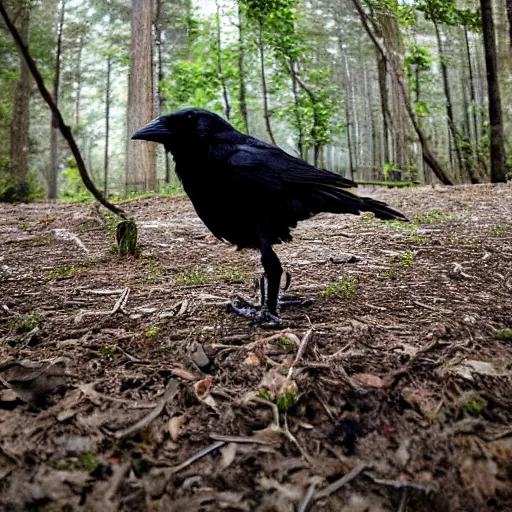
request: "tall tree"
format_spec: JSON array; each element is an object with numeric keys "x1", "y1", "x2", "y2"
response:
[
  {"x1": 48, "y1": 0, "x2": 66, "y2": 199},
  {"x1": 480, "y1": 0, "x2": 507, "y2": 182},
  {"x1": 126, "y1": 0, "x2": 156, "y2": 192},
  {"x1": 10, "y1": 0, "x2": 31, "y2": 197}
]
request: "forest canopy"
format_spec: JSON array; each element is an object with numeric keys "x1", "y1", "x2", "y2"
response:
[{"x1": 0, "y1": 0, "x2": 510, "y2": 200}]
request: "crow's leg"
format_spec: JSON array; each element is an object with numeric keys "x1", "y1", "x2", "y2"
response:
[{"x1": 259, "y1": 238, "x2": 282, "y2": 318}]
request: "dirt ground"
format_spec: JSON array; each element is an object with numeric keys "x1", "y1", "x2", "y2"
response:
[{"x1": 1, "y1": 184, "x2": 511, "y2": 512}]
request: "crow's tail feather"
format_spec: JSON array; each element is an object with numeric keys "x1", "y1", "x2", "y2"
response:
[
  {"x1": 360, "y1": 196, "x2": 409, "y2": 221},
  {"x1": 311, "y1": 184, "x2": 409, "y2": 222}
]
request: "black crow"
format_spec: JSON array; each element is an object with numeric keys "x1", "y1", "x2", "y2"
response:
[{"x1": 132, "y1": 108, "x2": 408, "y2": 324}]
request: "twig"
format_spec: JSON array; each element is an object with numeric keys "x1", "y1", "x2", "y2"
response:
[
  {"x1": 170, "y1": 441, "x2": 225, "y2": 474},
  {"x1": 366, "y1": 474, "x2": 432, "y2": 492},
  {"x1": 287, "y1": 329, "x2": 314, "y2": 379},
  {"x1": 103, "y1": 462, "x2": 131, "y2": 503},
  {"x1": 113, "y1": 380, "x2": 178, "y2": 439},
  {"x1": 397, "y1": 489, "x2": 408, "y2": 512},
  {"x1": 297, "y1": 477, "x2": 323, "y2": 512},
  {"x1": 249, "y1": 397, "x2": 280, "y2": 427},
  {"x1": 53, "y1": 229, "x2": 89, "y2": 253},
  {"x1": 111, "y1": 288, "x2": 130, "y2": 315},
  {"x1": 314, "y1": 462, "x2": 367, "y2": 500},
  {"x1": 283, "y1": 414, "x2": 315, "y2": 465},
  {"x1": 210, "y1": 433, "x2": 276, "y2": 445},
  {"x1": 0, "y1": 3, "x2": 127, "y2": 218}
]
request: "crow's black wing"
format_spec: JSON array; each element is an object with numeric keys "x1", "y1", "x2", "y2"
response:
[{"x1": 226, "y1": 138, "x2": 408, "y2": 221}]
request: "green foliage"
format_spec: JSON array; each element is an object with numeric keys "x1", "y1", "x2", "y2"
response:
[
  {"x1": 496, "y1": 329, "x2": 512, "y2": 341},
  {"x1": 176, "y1": 270, "x2": 206, "y2": 286},
  {"x1": 321, "y1": 276, "x2": 357, "y2": 298},
  {"x1": 491, "y1": 226, "x2": 507, "y2": 237},
  {"x1": 146, "y1": 326, "x2": 160, "y2": 338},
  {"x1": 460, "y1": 393, "x2": 487, "y2": 417},
  {"x1": 60, "y1": 162, "x2": 89, "y2": 202},
  {"x1": 276, "y1": 389, "x2": 298, "y2": 412},
  {"x1": 101, "y1": 346, "x2": 115, "y2": 359},
  {"x1": 48, "y1": 264, "x2": 85, "y2": 279},
  {"x1": 9, "y1": 312, "x2": 43, "y2": 334}
]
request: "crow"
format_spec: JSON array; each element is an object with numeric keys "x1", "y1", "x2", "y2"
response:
[{"x1": 132, "y1": 108, "x2": 408, "y2": 324}]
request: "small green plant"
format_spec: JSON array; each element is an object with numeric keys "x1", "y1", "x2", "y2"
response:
[
  {"x1": 9, "y1": 312, "x2": 42, "y2": 334},
  {"x1": 398, "y1": 252, "x2": 414, "y2": 266},
  {"x1": 257, "y1": 389, "x2": 272, "y2": 401},
  {"x1": 176, "y1": 270, "x2": 206, "y2": 286},
  {"x1": 413, "y1": 209, "x2": 456, "y2": 224},
  {"x1": 218, "y1": 269, "x2": 246, "y2": 283},
  {"x1": 48, "y1": 264, "x2": 84, "y2": 279},
  {"x1": 461, "y1": 393, "x2": 487, "y2": 417},
  {"x1": 321, "y1": 276, "x2": 357, "y2": 298},
  {"x1": 272, "y1": 337, "x2": 295, "y2": 351},
  {"x1": 101, "y1": 346, "x2": 115, "y2": 359},
  {"x1": 143, "y1": 257, "x2": 163, "y2": 282},
  {"x1": 381, "y1": 270, "x2": 397, "y2": 279},
  {"x1": 78, "y1": 452, "x2": 99, "y2": 472},
  {"x1": 491, "y1": 226, "x2": 507, "y2": 237},
  {"x1": 277, "y1": 389, "x2": 299, "y2": 412},
  {"x1": 496, "y1": 329, "x2": 512, "y2": 340},
  {"x1": 407, "y1": 233, "x2": 427, "y2": 243},
  {"x1": 146, "y1": 326, "x2": 160, "y2": 338}
]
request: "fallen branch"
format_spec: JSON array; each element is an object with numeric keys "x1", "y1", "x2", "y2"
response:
[
  {"x1": 287, "y1": 329, "x2": 314, "y2": 379},
  {"x1": 113, "y1": 380, "x2": 179, "y2": 439}
]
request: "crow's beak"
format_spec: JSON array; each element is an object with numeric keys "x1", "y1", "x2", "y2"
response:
[{"x1": 131, "y1": 118, "x2": 170, "y2": 143}]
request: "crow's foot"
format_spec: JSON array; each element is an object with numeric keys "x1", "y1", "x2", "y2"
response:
[{"x1": 227, "y1": 298, "x2": 281, "y2": 328}]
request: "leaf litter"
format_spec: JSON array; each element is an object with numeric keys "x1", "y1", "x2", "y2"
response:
[{"x1": 1, "y1": 185, "x2": 512, "y2": 511}]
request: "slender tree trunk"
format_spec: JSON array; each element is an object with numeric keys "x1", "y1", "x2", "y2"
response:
[
  {"x1": 258, "y1": 20, "x2": 276, "y2": 145},
  {"x1": 10, "y1": 1, "x2": 31, "y2": 192},
  {"x1": 48, "y1": 0, "x2": 66, "y2": 199},
  {"x1": 237, "y1": 1, "x2": 249, "y2": 133},
  {"x1": 507, "y1": 0, "x2": 512, "y2": 46},
  {"x1": 215, "y1": 0, "x2": 230, "y2": 120},
  {"x1": 434, "y1": 22, "x2": 463, "y2": 181},
  {"x1": 104, "y1": 52, "x2": 111, "y2": 195},
  {"x1": 464, "y1": 26, "x2": 479, "y2": 146},
  {"x1": 377, "y1": 57, "x2": 390, "y2": 164},
  {"x1": 154, "y1": 0, "x2": 170, "y2": 184},
  {"x1": 126, "y1": 0, "x2": 156, "y2": 193},
  {"x1": 291, "y1": 72, "x2": 304, "y2": 158},
  {"x1": 74, "y1": 33, "x2": 84, "y2": 130},
  {"x1": 480, "y1": 0, "x2": 507, "y2": 182}
]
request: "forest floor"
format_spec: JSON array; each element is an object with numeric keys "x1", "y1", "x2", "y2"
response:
[{"x1": 1, "y1": 184, "x2": 512, "y2": 512}]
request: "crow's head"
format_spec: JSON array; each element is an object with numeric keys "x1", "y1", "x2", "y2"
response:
[{"x1": 131, "y1": 108, "x2": 234, "y2": 151}]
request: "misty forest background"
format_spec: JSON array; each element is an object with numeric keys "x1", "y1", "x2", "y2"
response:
[{"x1": 0, "y1": 0, "x2": 511, "y2": 201}]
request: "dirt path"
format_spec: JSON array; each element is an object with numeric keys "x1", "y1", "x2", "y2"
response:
[{"x1": 1, "y1": 184, "x2": 511, "y2": 511}]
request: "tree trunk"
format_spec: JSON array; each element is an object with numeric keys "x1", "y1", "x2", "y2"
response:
[
  {"x1": 507, "y1": 0, "x2": 512, "y2": 46},
  {"x1": 74, "y1": 33, "x2": 84, "y2": 130},
  {"x1": 237, "y1": 1, "x2": 249, "y2": 133},
  {"x1": 154, "y1": 0, "x2": 170, "y2": 184},
  {"x1": 434, "y1": 22, "x2": 463, "y2": 181},
  {"x1": 291, "y1": 72, "x2": 304, "y2": 159},
  {"x1": 258, "y1": 20, "x2": 276, "y2": 145},
  {"x1": 126, "y1": 0, "x2": 156, "y2": 193},
  {"x1": 377, "y1": 56, "x2": 390, "y2": 164},
  {"x1": 480, "y1": 0, "x2": 507, "y2": 182},
  {"x1": 104, "y1": 52, "x2": 111, "y2": 195},
  {"x1": 215, "y1": 0, "x2": 230, "y2": 120},
  {"x1": 10, "y1": 1, "x2": 31, "y2": 192},
  {"x1": 48, "y1": 0, "x2": 66, "y2": 199},
  {"x1": 464, "y1": 26, "x2": 480, "y2": 146}
]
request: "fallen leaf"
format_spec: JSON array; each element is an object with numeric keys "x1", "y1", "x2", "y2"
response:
[
  {"x1": 194, "y1": 378, "x2": 212, "y2": 399},
  {"x1": 220, "y1": 442, "x2": 237, "y2": 468},
  {"x1": 168, "y1": 415, "x2": 187, "y2": 442},
  {"x1": 352, "y1": 373, "x2": 384, "y2": 388},
  {"x1": 244, "y1": 350, "x2": 265, "y2": 366}
]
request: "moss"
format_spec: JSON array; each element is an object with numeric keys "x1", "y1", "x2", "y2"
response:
[
  {"x1": 116, "y1": 219, "x2": 138, "y2": 256},
  {"x1": 321, "y1": 276, "x2": 357, "y2": 298}
]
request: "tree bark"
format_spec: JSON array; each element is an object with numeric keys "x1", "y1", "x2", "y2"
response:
[
  {"x1": 237, "y1": 1, "x2": 249, "y2": 133},
  {"x1": 10, "y1": 0, "x2": 31, "y2": 191},
  {"x1": 215, "y1": 0, "x2": 230, "y2": 120},
  {"x1": 104, "y1": 52, "x2": 111, "y2": 195},
  {"x1": 74, "y1": 33, "x2": 84, "y2": 130},
  {"x1": 507, "y1": 0, "x2": 512, "y2": 46},
  {"x1": 258, "y1": 19, "x2": 276, "y2": 145},
  {"x1": 126, "y1": 0, "x2": 156, "y2": 193},
  {"x1": 48, "y1": 0, "x2": 66, "y2": 199},
  {"x1": 154, "y1": 0, "x2": 170, "y2": 184},
  {"x1": 434, "y1": 22, "x2": 463, "y2": 181},
  {"x1": 480, "y1": 0, "x2": 507, "y2": 182}
]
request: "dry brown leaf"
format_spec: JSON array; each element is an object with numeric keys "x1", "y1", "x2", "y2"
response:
[
  {"x1": 168, "y1": 415, "x2": 187, "y2": 442},
  {"x1": 244, "y1": 350, "x2": 265, "y2": 366},
  {"x1": 194, "y1": 378, "x2": 212, "y2": 399},
  {"x1": 351, "y1": 373, "x2": 384, "y2": 389}
]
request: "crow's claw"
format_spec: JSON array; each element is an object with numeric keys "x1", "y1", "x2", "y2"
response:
[
  {"x1": 227, "y1": 299, "x2": 281, "y2": 327},
  {"x1": 279, "y1": 296, "x2": 314, "y2": 308}
]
